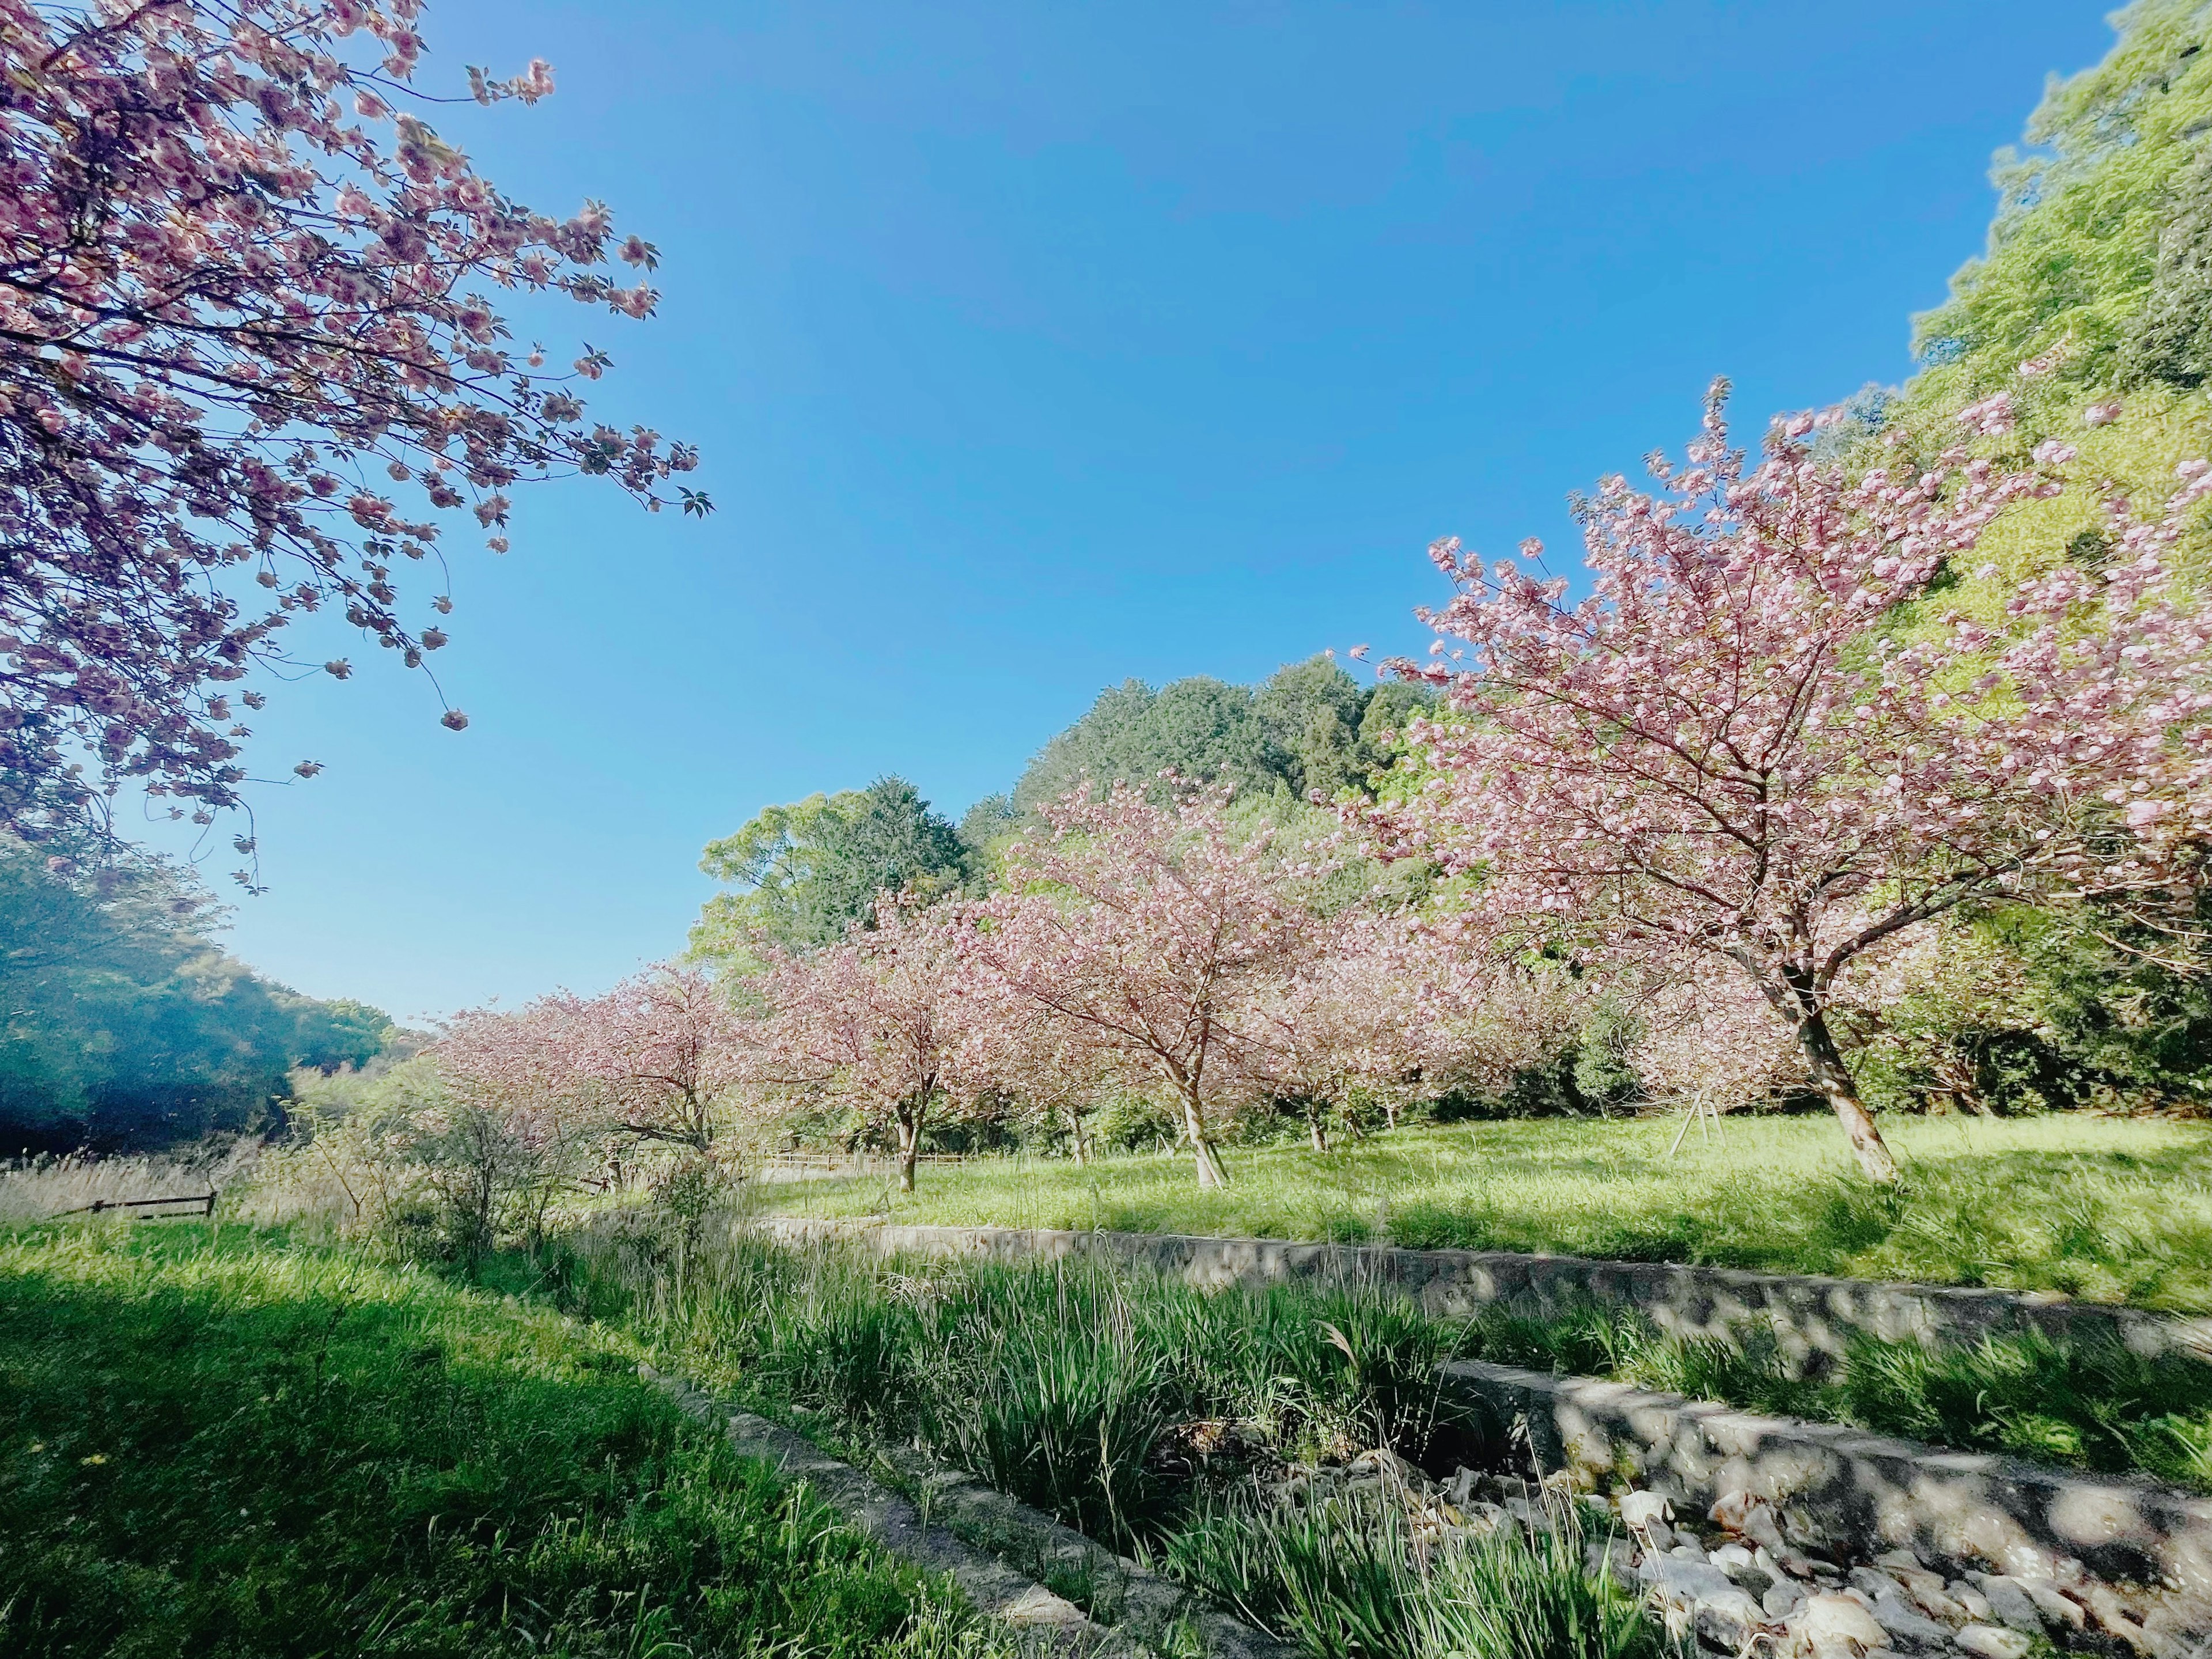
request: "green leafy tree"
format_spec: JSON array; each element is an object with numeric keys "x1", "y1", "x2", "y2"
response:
[
  {"x1": 0, "y1": 836, "x2": 399, "y2": 1149},
  {"x1": 1011, "y1": 662, "x2": 1434, "y2": 816},
  {"x1": 1914, "y1": 0, "x2": 2212, "y2": 400},
  {"x1": 691, "y1": 776, "x2": 971, "y2": 959}
]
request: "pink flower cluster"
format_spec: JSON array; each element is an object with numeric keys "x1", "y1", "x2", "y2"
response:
[
  {"x1": 0, "y1": 0, "x2": 700, "y2": 860},
  {"x1": 1369, "y1": 381, "x2": 2212, "y2": 1180}
]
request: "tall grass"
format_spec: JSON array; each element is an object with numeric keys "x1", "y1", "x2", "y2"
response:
[
  {"x1": 0, "y1": 1141, "x2": 262, "y2": 1225},
  {"x1": 767, "y1": 1115, "x2": 2212, "y2": 1309},
  {"x1": 559, "y1": 1210, "x2": 2212, "y2": 1524},
  {"x1": 555, "y1": 1218, "x2": 1684, "y2": 1659},
  {"x1": 1164, "y1": 1488, "x2": 1676, "y2": 1659}
]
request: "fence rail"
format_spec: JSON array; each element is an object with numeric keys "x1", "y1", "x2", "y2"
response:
[{"x1": 52, "y1": 1191, "x2": 218, "y2": 1219}]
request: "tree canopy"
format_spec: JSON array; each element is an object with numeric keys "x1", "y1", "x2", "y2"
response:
[
  {"x1": 691, "y1": 776, "x2": 972, "y2": 960},
  {"x1": 1010, "y1": 657, "x2": 1433, "y2": 814},
  {"x1": 0, "y1": 836, "x2": 403, "y2": 1150},
  {"x1": 1913, "y1": 0, "x2": 2212, "y2": 403}
]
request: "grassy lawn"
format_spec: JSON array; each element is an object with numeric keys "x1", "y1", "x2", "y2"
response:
[
  {"x1": 766, "y1": 1115, "x2": 2212, "y2": 1310},
  {"x1": 0, "y1": 1221, "x2": 1001, "y2": 1659}
]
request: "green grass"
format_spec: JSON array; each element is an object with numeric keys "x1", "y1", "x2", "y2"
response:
[
  {"x1": 1164, "y1": 1487, "x2": 1677, "y2": 1659},
  {"x1": 554, "y1": 1222, "x2": 1675, "y2": 1659},
  {"x1": 767, "y1": 1116, "x2": 2212, "y2": 1310},
  {"x1": 561, "y1": 1219, "x2": 2212, "y2": 1504},
  {"x1": 0, "y1": 1221, "x2": 1006, "y2": 1659}
]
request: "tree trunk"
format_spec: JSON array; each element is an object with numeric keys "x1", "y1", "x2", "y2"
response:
[
  {"x1": 1063, "y1": 1107, "x2": 1091, "y2": 1167},
  {"x1": 895, "y1": 1112, "x2": 920, "y2": 1194},
  {"x1": 1796, "y1": 1008, "x2": 1899, "y2": 1184},
  {"x1": 1308, "y1": 1105, "x2": 1328, "y2": 1153},
  {"x1": 1177, "y1": 1087, "x2": 1229, "y2": 1189}
]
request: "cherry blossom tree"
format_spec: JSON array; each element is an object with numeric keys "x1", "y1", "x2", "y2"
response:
[
  {"x1": 435, "y1": 965, "x2": 746, "y2": 1176},
  {"x1": 424, "y1": 1007, "x2": 604, "y2": 1252},
  {"x1": 759, "y1": 898, "x2": 985, "y2": 1193},
  {"x1": 568, "y1": 967, "x2": 749, "y2": 1154},
  {"x1": 0, "y1": 0, "x2": 704, "y2": 863},
  {"x1": 968, "y1": 783, "x2": 1328, "y2": 1189},
  {"x1": 1374, "y1": 382, "x2": 2212, "y2": 1182},
  {"x1": 964, "y1": 986, "x2": 1117, "y2": 1164},
  {"x1": 1249, "y1": 913, "x2": 1585, "y2": 1145},
  {"x1": 1627, "y1": 968, "x2": 1805, "y2": 1120}
]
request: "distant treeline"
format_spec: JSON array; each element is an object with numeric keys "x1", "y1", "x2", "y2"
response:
[
  {"x1": 690, "y1": 656, "x2": 1434, "y2": 961},
  {"x1": 0, "y1": 835, "x2": 408, "y2": 1153}
]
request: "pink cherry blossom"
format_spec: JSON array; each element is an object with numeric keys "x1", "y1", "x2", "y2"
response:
[
  {"x1": 437, "y1": 965, "x2": 748, "y2": 1160},
  {"x1": 0, "y1": 1, "x2": 703, "y2": 853},
  {"x1": 1370, "y1": 382, "x2": 2212, "y2": 1183},
  {"x1": 753, "y1": 897, "x2": 987, "y2": 1192},
  {"x1": 964, "y1": 782, "x2": 1332, "y2": 1190}
]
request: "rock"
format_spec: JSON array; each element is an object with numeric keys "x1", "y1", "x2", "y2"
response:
[
  {"x1": 1711, "y1": 1490, "x2": 1790, "y2": 1557},
  {"x1": 1764, "y1": 1581, "x2": 1809, "y2": 1622},
  {"x1": 1461, "y1": 1501, "x2": 1510, "y2": 1537},
  {"x1": 2015, "y1": 1577, "x2": 2087, "y2": 1633},
  {"x1": 1955, "y1": 1626, "x2": 2032, "y2": 1659},
  {"x1": 1621, "y1": 1491, "x2": 1672, "y2": 1533},
  {"x1": 1868, "y1": 1590, "x2": 1953, "y2": 1654},
  {"x1": 1873, "y1": 1550, "x2": 1926, "y2": 1573},
  {"x1": 1950, "y1": 1585, "x2": 1992, "y2": 1624},
  {"x1": 1692, "y1": 1588, "x2": 1768, "y2": 1652},
  {"x1": 1641, "y1": 1556, "x2": 1740, "y2": 1607},
  {"x1": 1586, "y1": 1537, "x2": 1637, "y2": 1581},
  {"x1": 1972, "y1": 1578, "x2": 2044, "y2": 1636},
  {"x1": 1792, "y1": 1592, "x2": 1891, "y2": 1659},
  {"x1": 1884, "y1": 1567, "x2": 1966, "y2": 1623},
  {"x1": 2077, "y1": 1584, "x2": 2157, "y2": 1657}
]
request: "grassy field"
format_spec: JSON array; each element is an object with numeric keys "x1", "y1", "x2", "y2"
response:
[
  {"x1": 0, "y1": 1222, "x2": 1002, "y2": 1659},
  {"x1": 766, "y1": 1115, "x2": 2212, "y2": 1310}
]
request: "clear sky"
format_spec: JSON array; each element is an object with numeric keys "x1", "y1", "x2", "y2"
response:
[{"x1": 154, "y1": 0, "x2": 2119, "y2": 1025}]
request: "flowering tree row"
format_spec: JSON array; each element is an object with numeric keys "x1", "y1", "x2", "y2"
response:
[
  {"x1": 425, "y1": 369, "x2": 2212, "y2": 1195},
  {"x1": 426, "y1": 783, "x2": 1577, "y2": 1194}
]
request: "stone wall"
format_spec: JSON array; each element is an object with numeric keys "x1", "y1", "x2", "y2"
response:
[
  {"x1": 1440, "y1": 1358, "x2": 2212, "y2": 1638},
  {"x1": 759, "y1": 1217, "x2": 2211, "y2": 1374}
]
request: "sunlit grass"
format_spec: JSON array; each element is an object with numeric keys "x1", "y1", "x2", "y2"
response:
[{"x1": 765, "y1": 1115, "x2": 2212, "y2": 1309}]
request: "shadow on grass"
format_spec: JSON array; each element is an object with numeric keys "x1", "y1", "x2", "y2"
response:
[{"x1": 0, "y1": 1223, "x2": 981, "y2": 1659}]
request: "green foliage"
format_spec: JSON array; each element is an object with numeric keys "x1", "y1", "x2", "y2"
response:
[
  {"x1": 0, "y1": 836, "x2": 402, "y2": 1152},
  {"x1": 285, "y1": 997, "x2": 403, "y2": 1077},
  {"x1": 692, "y1": 776, "x2": 972, "y2": 960},
  {"x1": 1166, "y1": 1487, "x2": 1670, "y2": 1659},
  {"x1": 1912, "y1": 0, "x2": 2212, "y2": 400},
  {"x1": 1009, "y1": 659, "x2": 1437, "y2": 817},
  {"x1": 2124, "y1": 137, "x2": 2212, "y2": 385},
  {"x1": 1839, "y1": 906, "x2": 2212, "y2": 1118},
  {"x1": 0, "y1": 1224, "x2": 994, "y2": 1658}
]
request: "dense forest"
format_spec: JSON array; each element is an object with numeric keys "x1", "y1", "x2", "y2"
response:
[{"x1": 0, "y1": 837, "x2": 405, "y2": 1153}]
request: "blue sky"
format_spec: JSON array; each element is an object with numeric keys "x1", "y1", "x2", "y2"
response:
[{"x1": 161, "y1": 0, "x2": 2116, "y2": 1024}]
